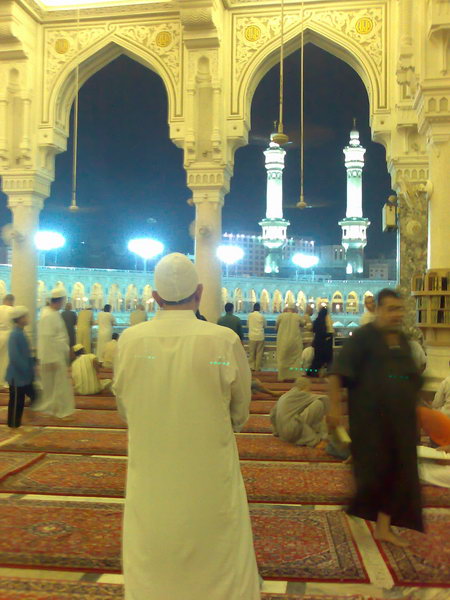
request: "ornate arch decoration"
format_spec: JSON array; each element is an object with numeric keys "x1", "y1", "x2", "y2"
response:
[
  {"x1": 231, "y1": 5, "x2": 387, "y2": 121},
  {"x1": 43, "y1": 21, "x2": 182, "y2": 131}
]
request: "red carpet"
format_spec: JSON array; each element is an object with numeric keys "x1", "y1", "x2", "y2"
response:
[
  {"x1": 236, "y1": 434, "x2": 338, "y2": 462},
  {"x1": 0, "y1": 578, "x2": 382, "y2": 600},
  {"x1": 241, "y1": 415, "x2": 273, "y2": 433},
  {"x1": 252, "y1": 505, "x2": 368, "y2": 582},
  {"x1": 0, "y1": 452, "x2": 45, "y2": 483},
  {"x1": 0, "y1": 455, "x2": 127, "y2": 497},
  {"x1": 250, "y1": 400, "x2": 277, "y2": 414},
  {"x1": 371, "y1": 509, "x2": 450, "y2": 586},
  {"x1": 0, "y1": 407, "x2": 126, "y2": 429},
  {"x1": 2, "y1": 428, "x2": 128, "y2": 456},
  {"x1": 0, "y1": 498, "x2": 367, "y2": 582}
]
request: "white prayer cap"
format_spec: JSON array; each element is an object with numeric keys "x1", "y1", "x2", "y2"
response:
[
  {"x1": 154, "y1": 253, "x2": 199, "y2": 302},
  {"x1": 11, "y1": 306, "x2": 28, "y2": 320},
  {"x1": 50, "y1": 287, "x2": 66, "y2": 299},
  {"x1": 73, "y1": 344, "x2": 84, "y2": 353}
]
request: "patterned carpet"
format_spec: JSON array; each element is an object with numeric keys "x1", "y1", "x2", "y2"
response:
[
  {"x1": 0, "y1": 498, "x2": 366, "y2": 581},
  {"x1": 2, "y1": 428, "x2": 128, "y2": 456},
  {"x1": 372, "y1": 509, "x2": 450, "y2": 586},
  {"x1": 236, "y1": 434, "x2": 338, "y2": 462},
  {"x1": 241, "y1": 414, "x2": 273, "y2": 433},
  {"x1": 0, "y1": 407, "x2": 126, "y2": 429},
  {"x1": 252, "y1": 505, "x2": 368, "y2": 582},
  {"x1": 0, "y1": 454, "x2": 127, "y2": 497},
  {"x1": 0, "y1": 452, "x2": 45, "y2": 483},
  {"x1": 0, "y1": 578, "x2": 383, "y2": 600},
  {"x1": 250, "y1": 400, "x2": 277, "y2": 414}
]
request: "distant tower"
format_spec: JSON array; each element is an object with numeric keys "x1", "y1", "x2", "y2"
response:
[
  {"x1": 338, "y1": 122, "x2": 370, "y2": 276},
  {"x1": 259, "y1": 135, "x2": 290, "y2": 274}
]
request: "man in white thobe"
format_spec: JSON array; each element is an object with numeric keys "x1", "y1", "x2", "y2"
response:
[
  {"x1": 129, "y1": 304, "x2": 147, "y2": 327},
  {"x1": 71, "y1": 344, "x2": 111, "y2": 395},
  {"x1": 114, "y1": 253, "x2": 260, "y2": 600},
  {"x1": 270, "y1": 377, "x2": 328, "y2": 447},
  {"x1": 276, "y1": 304, "x2": 305, "y2": 381},
  {"x1": 248, "y1": 303, "x2": 266, "y2": 371},
  {"x1": 0, "y1": 294, "x2": 14, "y2": 388},
  {"x1": 360, "y1": 295, "x2": 376, "y2": 326},
  {"x1": 34, "y1": 289, "x2": 74, "y2": 418},
  {"x1": 432, "y1": 363, "x2": 450, "y2": 417},
  {"x1": 76, "y1": 308, "x2": 94, "y2": 353}
]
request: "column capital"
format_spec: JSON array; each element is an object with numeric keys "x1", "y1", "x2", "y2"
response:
[
  {"x1": 414, "y1": 81, "x2": 450, "y2": 137},
  {"x1": 1, "y1": 172, "x2": 51, "y2": 209},
  {"x1": 186, "y1": 164, "x2": 233, "y2": 205}
]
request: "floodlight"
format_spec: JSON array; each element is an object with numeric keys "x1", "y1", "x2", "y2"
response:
[
  {"x1": 292, "y1": 253, "x2": 319, "y2": 269},
  {"x1": 216, "y1": 245, "x2": 244, "y2": 265},
  {"x1": 34, "y1": 231, "x2": 66, "y2": 251},
  {"x1": 128, "y1": 238, "x2": 164, "y2": 260}
]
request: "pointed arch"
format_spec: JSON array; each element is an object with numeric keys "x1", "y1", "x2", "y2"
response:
[
  {"x1": 142, "y1": 284, "x2": 155, "y2": 312},
  {"x1": 296, "y1": 291, "x2": 306, "y2": 311},
  {"x1": 125, "y1": 284, "x2": 138, "y2": 311},
  {"x1": 272, "y1": 289, "x2": 283, "y2": 313},
  {"x1": 284, "y1": 290, "x2": 295, "y2": 307},
  {"x1": 71, "y1": 282, "x2": 86, "y2": 309},
  {"x1": 260, "y1": 289, "x2": 270, "y2": 313},
  {"x1": 346, "y1": 291, "x2": 359, "y2": 314},
  {"x1": 222, "y1": 287, "x2": 229, "y2": 308},
  {"x1": 37, "y1": 280, "x2": 47, "y2": 308},
  {"x1": 233, "y1": 287, "x2": 243, "y2": 312},
  {"x1": 331, "y1": 291, "x2": 344, "y2": 314},
  {"x1": 90, "y1": 283, "x2": 104, "y2": 310},
  {"x1": 108, "y1": 284, "x2": 122, "y2": 312}
]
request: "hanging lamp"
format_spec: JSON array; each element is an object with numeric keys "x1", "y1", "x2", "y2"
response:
[
  {"x1": 271, "y1": 0, "x2": 289, "y2": 146},
  {"x1": 297, "y1": 0, "x2": 307, "y2": 209},
  {"x1": 69, "y1": 6, "x2": 80, "y2": 212}
]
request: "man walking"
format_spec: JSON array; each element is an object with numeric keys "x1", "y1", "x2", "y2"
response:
[
  {"x1": 328, "y1": 289, "x2": 423, "y2": 546},
  {"x1": 0, "y1": 294, "x2": 14, "y2": 388},
  {"x1": 114, "y1": 253, "x2": 260, "y2": 600},
  {"x1": 34, "y1": 288, "x2": 74, "y2": 418},
  {"x1": 217, "y1": 302, "x2": 243, "y2": 342},
  {"x1": 247, "y1": 302, "x2": 266, "y2": 372}
]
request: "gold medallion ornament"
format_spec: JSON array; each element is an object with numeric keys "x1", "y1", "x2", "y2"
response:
[
  {"x1": 54, "y1": 38, "x2": 69, "y2": 54},
  {"x1": 155, "y1": 31, "x2": 172, "y2": 48},
  {"x1": 355, "y1": 17, "x2": 373, "y2": 35},
  {"x1": 244, "y1": 25, "x2": 261, "y2": 42}
]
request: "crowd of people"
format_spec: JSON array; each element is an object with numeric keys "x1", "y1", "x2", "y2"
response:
[{"x1": 0, "y1": 254, "x2": 449, "y2": 599}]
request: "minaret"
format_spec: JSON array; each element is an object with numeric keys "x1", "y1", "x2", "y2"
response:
[
  {"x1": 338, "y1": 122, "x2": 370, "y2": 276},
  {"x1": 259, "y1": 134, "x2": 290, "y2": 274}
]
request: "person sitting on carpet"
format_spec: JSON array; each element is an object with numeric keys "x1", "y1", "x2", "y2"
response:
[
  {"x1": 432, "y1": 361, "x2": 450, "y2": 417},
  {"x1": 251, "y1": 377, "x2": 283, "y2": 398},
  {"x1": 101, "y1": 333, "x2": 119, "y2": 369},
  {"x1": 71, "y1": 344, "x2": 111, "y2": 395},
  {"x1": 270, "y1": 376, "x2": 328, "y2": 447}
]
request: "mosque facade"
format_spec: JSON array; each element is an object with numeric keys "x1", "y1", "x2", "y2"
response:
[{"x1": 0, "y1": 0, "x2": 449, "y2": 388}]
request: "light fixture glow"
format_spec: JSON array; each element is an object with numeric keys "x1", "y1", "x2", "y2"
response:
[
  {"x1": 216, "y1": 245, "x2": 244, "y2": 265},
  {"x1": 128, "y1": 238, "x2": 164, "y2": 260},
  {"x1": 292, "y1": 253, "x2": 319, "y2": 269},
  {"x1": 34, "y1": 231, "x2": 66, "y2": 251}
]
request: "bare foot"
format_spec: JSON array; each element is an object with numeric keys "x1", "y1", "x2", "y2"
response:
[
  {"x1": 315, "y1": 440, "x2": 327, "y2": 450},
  {"x1": 374, "y1": 529, "x2": 410, "y2": 548}
]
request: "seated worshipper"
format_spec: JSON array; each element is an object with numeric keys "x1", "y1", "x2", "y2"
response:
[
  {"x1": 217, "y1": 302, "x2": 243, "y2": 342},
  {"x1": 71, "y1": 344, "x2": 111, "y2": 395},
  {"x1": 6, "y1": 306, "x2": 36, "y2": 428},
  {"x1": 417, "y1": 405, "x2": 450, "y2": 449},
  {"x1": 300, "y1": 346, "x2": 314, "y2": 375},
  {"x1": 432, "y1": 361, "x2": 450, "y2": 417},
  {"x1": 270, "y1": 377, "x2": 328, "y2": 447},
  {"x1": 417, "y1": 445, "x2": 450, "y2": 489},
  {"x1": 251, "y1": 377, "x2": 283, "y2": 398},
  {"x1": 101, "y1": 333, "x2": 119, "y2": 369}
]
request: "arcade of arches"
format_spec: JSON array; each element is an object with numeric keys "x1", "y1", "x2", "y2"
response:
[{"x1": 0, "y1": 1, "x2": 449, "y2": 387}]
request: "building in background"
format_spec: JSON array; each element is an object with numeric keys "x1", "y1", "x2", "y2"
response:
[{"x1": 339, "y1": 125, "x2": 370, "y2": 276}]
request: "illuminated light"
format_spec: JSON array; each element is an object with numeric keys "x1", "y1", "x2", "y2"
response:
[
  {"x1": 82, "y1": 296, "x2": 88, "y2": 302},
  {"x1": 292, "y1": 253, "x2": 319, "y2": 269},
  {"x1": 128, "y1": 238, "x2": 164, "y2": 260},
  {"x1": 216, "y1": 245, "x2": 244, "y2": 265},
  {"x1": 34, "y1": 231, "x2": 66, "y2": 251}
]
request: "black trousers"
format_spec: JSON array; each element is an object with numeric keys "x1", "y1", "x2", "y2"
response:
[{"x1": 7, "y1": 383, "x2": 36, "y2": 428}]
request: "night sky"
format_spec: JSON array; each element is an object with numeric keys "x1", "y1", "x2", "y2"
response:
[{"x1": 0, "y1": 44, "x2": 396, "y2": 269}]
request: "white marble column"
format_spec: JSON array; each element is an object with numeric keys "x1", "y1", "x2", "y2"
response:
[
  {"x1": 192, "y1": 188, "x2": 224, "y2": 323},
  {"x1": 2, "y1": 175, "x2": 50, "y2": 344}
]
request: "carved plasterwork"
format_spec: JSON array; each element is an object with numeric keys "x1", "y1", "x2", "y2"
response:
[
  {"x1": 42, "y1": 18, "x2": 182, "y2": 124},
  {"x1": 230, "y1": 2, "x2": 387, "y2": 116}
]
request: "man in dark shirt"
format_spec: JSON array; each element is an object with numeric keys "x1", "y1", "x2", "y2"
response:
[
  {"x1": 328, "y1": 288, "x2": 423, "y2": 547},
  {"x1": 61, "y1": 302, "x2": 77, "y2": 350},
  {"x1": 217, "y1": 303, "x2": 243, "y2": 342}
]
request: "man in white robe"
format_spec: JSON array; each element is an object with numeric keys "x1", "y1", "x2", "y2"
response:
[
  {"x1": 114, "y1": 253, "x2": 260, "y2": 600},
  {"x1": 270, "y1": 377, "x2": 328, "y2": 447},
  {"x1": 71, "y1": 344, "x2": 111, "y2": 395},
  {"x1": 34, "y1": 289, "x2": 74, "y2": 418},
  {"x1": 129, "y1": 304, "x2": 147, "y2": 327},
  {"x1": 276, "y1": 304, "x2": 305, "y2": 381},
  {"x1": 0, "y1": 294, "x2": 14, "y2": 388},
  {"x1": 360, "y1": 295, "x2": 376, "y2": 326},
  {"x1": 432, "y1": 362, "x2": 450, "y2": 417},
  {"x1": 76, "y1": 308, "x2": 94, "y2": 353}
]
